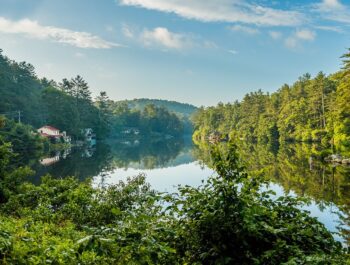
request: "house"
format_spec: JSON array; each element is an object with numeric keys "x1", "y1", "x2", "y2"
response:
[
  {"x1": 121, "y1": 127, "x2": 140, "y2": 135},
  {"x1": 38, "y1": 126, "x2": 71, "y2": 143},
  {"x1": 82, "y1": 128, "x2": 96, "y2": 146},
  {"x1": 38, "y1": 125, "x2": 60, "y2": 137}
]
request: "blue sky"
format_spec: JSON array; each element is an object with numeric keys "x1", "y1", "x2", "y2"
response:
[{"x1": 0, "y1": 0, "x2": 349, "y2": 106}]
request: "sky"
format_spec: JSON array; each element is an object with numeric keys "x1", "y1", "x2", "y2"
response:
[{"x1": 0, "y1": 0, "x2": 349, "y2": 106}]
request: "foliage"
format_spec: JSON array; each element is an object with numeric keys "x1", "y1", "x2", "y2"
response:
[
  {"x1": 0, "y1": 116, "x2": 45, "y2": 156},
  {"x1": 115, "y1": 98, "x2": 198, "y2": 135},
  {"x1": 0, "y1": 49, "x2": 112, "y2": 140},
  {"x1": 0, "y1": 49, "x2": 42, "y2": 127},
  {"x1": 194, "y1": 140, "x2": 350, "y2": 244},
  {"x1": 0, "y1": 136, "x2": 348, "y2": 263},
  {"x1": 169, "y1": 143, "x2": 346, "y2": 264},
  {"x1": 0, "y1": 49, "x2": 189, "y2": 140},
  {"x1": 192, "y1": 50, "x2": 350, "y2": 149},
  {"x1": 110, "y1": 102, "x2": 184, "y2": 138},
  {"x1": 116, "y1": 98, "x2": 197, "y2": 118}
]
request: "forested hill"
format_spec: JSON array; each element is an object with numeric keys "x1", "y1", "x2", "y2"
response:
[
  {"x1": 117, "y1": 98, "x2": 198, "y2": 118},
  {"x1": 192, "y1": 49, "x2": 350, "y2": 149},
  {"x1": 0, "y1": 49, "x2": 185, "y2": 139}
]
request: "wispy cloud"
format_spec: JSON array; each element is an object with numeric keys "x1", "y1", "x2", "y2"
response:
[
  {"x1": 124, "y1": 25, "x2": 215, "y2": 51},
  {"x1": 285, "y1": 29, "x2": 316, "y2": 49},
  {"x1": 269, "y1": 31, "x2": 282, "y2": 40},
  {"x1": 229, "y1": 25, "x2": 259, "y2": 35},
  {"x1": 314, "y1": 25, "x2": 344, "y2": 33},
  {"x1": 122, "y1": 23, "x2": 135, "y2": 38},
  {"x1": 313, "y1": 0, "x2": 350, "y2": 23},
  {"x1": 228, "y1": 49, "x2": 238, "y2": 55},
  {"x1": 0, "y1": 17, "x2": 122, "y2": 49},
  {"x1": 118, "y1": 0, "x2": 304, "y2": 26},
  {"x1": 295, "y1": 29, "x2": 316, "y2": 41},
  {"x1": 141, "y1": 27, "x2": 192, "y2": 50}
]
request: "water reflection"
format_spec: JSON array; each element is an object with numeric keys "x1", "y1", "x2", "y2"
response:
[
  {"x1": 107, "y1": 137, "x2": 195, "y2": 169},
  {"x1": 192, "y1": 141, "x2": 350, "y2": 243},
  {"x1": 30, "y1": 137, "x2": 195, "y2": 183},
  {"x1": 27, "y1": 137, "x2": 350, "y2": 242}
]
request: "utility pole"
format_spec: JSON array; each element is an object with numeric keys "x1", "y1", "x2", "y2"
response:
[{"x1": 18, "y1": 110, "x2": 21, "y2": 124}]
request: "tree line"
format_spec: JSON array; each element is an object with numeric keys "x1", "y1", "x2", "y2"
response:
[
  {"x1": 0, "y1": 49, "x2": 184, "y2": 141},
  {"x1": 192, "y1": 49, "x2": 350, "y2": 150}
]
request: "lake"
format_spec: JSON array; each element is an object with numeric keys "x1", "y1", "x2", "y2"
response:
[{"x1": 29, "y1": 137, "x2": 350, "y2": 244}]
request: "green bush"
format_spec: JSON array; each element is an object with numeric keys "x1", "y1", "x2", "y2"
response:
[{"x1": 0, "y1": 139, "x2": 348, "y2": 264}]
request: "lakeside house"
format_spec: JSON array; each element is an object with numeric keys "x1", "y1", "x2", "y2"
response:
[
  {"x1": 121, "y1": 127, "x2": 140, "y2": 136},
  {"x1": 37, "y1": 125, "x2": 71, "y2": 143},
  {"x1": 82, "y1": 128, "x2": 96, "y2": 146}
]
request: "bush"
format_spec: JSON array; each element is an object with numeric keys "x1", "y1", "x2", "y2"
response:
[
  {"x1": 168, "y1": 143, "x2": 347, "y2": 264},
  {"x1": 0, "y1": 141, "x2": 348, "y2": 264}
]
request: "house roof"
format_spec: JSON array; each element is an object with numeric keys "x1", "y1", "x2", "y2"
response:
[{"x1": 39, "y1": 125, "x2": 60, "y2": 131}]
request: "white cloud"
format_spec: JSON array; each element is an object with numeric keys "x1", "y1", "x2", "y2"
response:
[
  {"x1": 314, "y1": 25, "x2": 343, "y2": 33},
  {"x1": 314, "y1": 0, "x2": 350, "y2": 23},
  {"x1": 122, "y1": 25, "x2": 215, "y2": 51},
  {"x1": 228, "y1": 49, "x2": 238, "y2": 55},
  {"x1": 284, "y1": 29, "x2": 316, "y2": 49},
  {"x1": 229, "y1": 25, "x2": 259, "y2": 35},
  {"x1": 203, "y1": 40, "x2": 218, "y2": 49},
  {"x1": 122, "y1": 23, "x2": 135, "y2": 38},
  {"x1": 316, "y1": 0, "x2": 343, "y2": 11},
  {"x1": 285, "y1": 36, "x2": 298, "y2": 49},
  {"x1": 141, "y1": 27, "x2": 192, "y2": 49},
  {"x1": 295, "y1": 29, "x2": 316, "y2": 41},
  {"x1": 118, "y1": 0, "x2": 303, "y2": 26},
  {"x1": 0, "y1": 17, "x2": 121, "y2": 49},
  {"x1": 269, "y1": 31, "x2": 282, "y2": 40}
]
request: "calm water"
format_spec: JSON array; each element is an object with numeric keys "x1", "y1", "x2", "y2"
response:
[{"x1": 29, "y1": 137, "x2": 350, "y2": 243}]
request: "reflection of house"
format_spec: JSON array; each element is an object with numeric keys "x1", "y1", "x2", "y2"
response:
[
  {"x1": 40, "y1": 155, "x2": 60, "y2": 166},
  {"x1": 208, "y1": 131, "x2": 221, "y2": 143},
  {"x1": 61, "y1": 148, "x2": 72, "y2": 159},
  {"x1": 39, "y1": 148, "x2": 71, "y2": 166},
  {"x1": 208, "y1": 131, "x2": 228, "y2": 143},
  {"x1": 37, "y1": 126, "x2": 71, "y2": 143},
  {"x1": 81, "y1": 147, "x2": 95, "y2": 158}
]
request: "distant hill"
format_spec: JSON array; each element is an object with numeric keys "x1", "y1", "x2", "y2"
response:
[{"x1": 117, "y1": 98, "x2": 198, "y2": 118}]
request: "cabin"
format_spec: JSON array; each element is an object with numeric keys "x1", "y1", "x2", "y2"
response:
[
  {"x1": 121, "y1": 127, "x2": 140, "y2": 135},
  {"x1": 38, "y1": 125, "x2": 60, "y2": 137},
  {"x1": 37, "y1": 126, "x2": 71, "y2": 143}
]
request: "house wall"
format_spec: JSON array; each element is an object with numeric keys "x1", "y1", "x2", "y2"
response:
[{"x1": 38, "y1": 127, "x2": 60, "y2": 136}]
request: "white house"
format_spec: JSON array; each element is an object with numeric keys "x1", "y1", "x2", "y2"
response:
[
  {"x1": 38, "y1": 126, "x2": 60, "y2": 137},
  {"x1": 38, "y1": 126, "x2": 71, "y2": 143}
]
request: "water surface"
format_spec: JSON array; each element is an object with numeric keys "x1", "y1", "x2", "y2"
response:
[{"x1": 28, "y1": 138, "x2": 350, "y2": 243}]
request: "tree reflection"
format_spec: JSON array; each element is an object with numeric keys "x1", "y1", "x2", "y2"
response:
[
  {"x1": 29, "y1": 137, "x2": 194, "y2": 183},
  {"x1": 193, "y1": 141, "x2": 350, "y2": 243}
]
